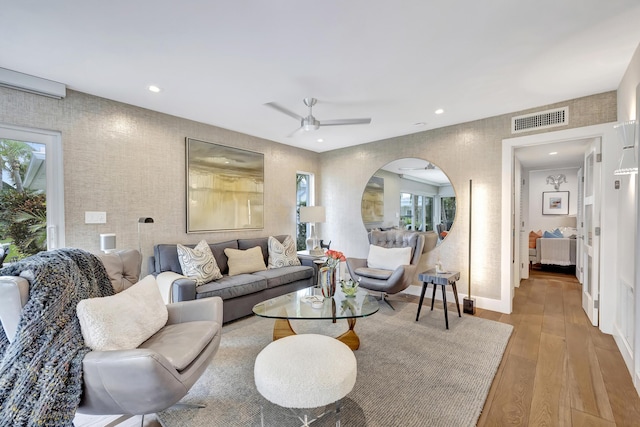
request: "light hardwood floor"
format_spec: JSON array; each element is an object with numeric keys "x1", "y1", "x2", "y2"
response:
[
  {"x1": 474, "y1": 269, "x2": 640, "y2": 426},
  {"x1": 75, "y1": 269, "x2": 640, "y2": 426}
]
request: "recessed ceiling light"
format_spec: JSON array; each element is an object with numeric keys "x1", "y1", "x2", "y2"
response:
[
  {"x1": 549, "y1": 151, "x2": 558, "y2": 155},
  {"x1": 148, "y1": 85, "x2": 161, "y2": 93},
  {"x1": 434, "y1": 109, "x2": 444, "y2": 115},
  {"x1": 317, "y1": 138, "x2": 323, "y2": 143}
]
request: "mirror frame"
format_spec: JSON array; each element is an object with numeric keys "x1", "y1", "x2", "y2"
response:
[{"x1": 360, "y1": 158, "x2": 456, "y2": 251}]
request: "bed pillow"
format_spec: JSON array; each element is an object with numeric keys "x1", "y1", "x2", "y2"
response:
[
  {"x1": 528, "y1": 230, "x2": 542, "y2": 248},
  {"x1": 177, "y1": 240, "x2": 223, "y2": 285},
  {"x1": 224, "y1": 246, "x2": 267, "y2": 276},
  {"x1": 77, "y1": 275, "x2": 168, "y2": 351},
  {"x1": 267, "y1": 235, "x2": 301, "y2": 268},
  {"x1": 367, "y1": 245, "x2": 412, "y2": 271},
  {"x1": 543, "y1": 229, "x2": 563, "y2": 238}
]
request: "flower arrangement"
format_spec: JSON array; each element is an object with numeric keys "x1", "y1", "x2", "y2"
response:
[{"x1": 324, "y1": 249, "x2": 346, "y2": 269}]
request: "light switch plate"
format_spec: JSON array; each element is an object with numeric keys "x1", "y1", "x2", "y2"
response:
[{"x1": 85, "y1": 211, "x2": 107, "y2": 224}]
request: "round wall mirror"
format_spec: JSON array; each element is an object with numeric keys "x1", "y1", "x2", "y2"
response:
[{"x1": 361, "y1": 158, "x2": 456, "y2": 252}]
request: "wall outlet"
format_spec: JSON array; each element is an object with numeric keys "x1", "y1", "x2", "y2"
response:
[{"x1": 85, "y1": 211, "x2": 107, "y2": 224}]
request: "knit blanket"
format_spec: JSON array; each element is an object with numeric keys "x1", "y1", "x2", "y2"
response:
[{"x1": 0, "y1": 248, "x2": 114, "y2": 426}]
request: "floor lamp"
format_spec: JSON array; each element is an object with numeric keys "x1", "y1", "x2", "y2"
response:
[{"x1": 464, "y1": 179, "x2": 476, "y2": 314}]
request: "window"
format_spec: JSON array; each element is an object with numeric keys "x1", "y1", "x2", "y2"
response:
[
  {"x1": 296, "y1": 173, "x2": 311, "y2": 250},
  {"x1": 0, "y1": 124, "x2": 64, "y2": 260},
  {"x1": 440, "y1": 197, "x2": 456, "y2": 231},
  {"x1": 400, "y1": 192, "x2": 434, "y2": 231}
]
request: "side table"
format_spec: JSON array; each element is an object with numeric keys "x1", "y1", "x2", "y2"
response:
[
  {"x1": 416, "y1": 269, "x2": 461, "y2": 329},
  {"x1": 297, "y1": 250, "x2": 327, "y2": 285}
]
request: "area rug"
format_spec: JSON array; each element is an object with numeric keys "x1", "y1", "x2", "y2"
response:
[{"x1": 157, "y1": 300, "x2": 513, "y2": 427}]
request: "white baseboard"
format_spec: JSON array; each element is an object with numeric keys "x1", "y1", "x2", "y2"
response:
[
  {"x1": 401, "y1": 285, "x2": 508, "y2": 313},
  {"x1": 612, "y1": 323, "x2": 640, "y2": 398}
]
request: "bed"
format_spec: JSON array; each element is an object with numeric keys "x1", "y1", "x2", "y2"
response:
[{"x1": 531, "y1": 237, "x2": 577, "y2": 267}]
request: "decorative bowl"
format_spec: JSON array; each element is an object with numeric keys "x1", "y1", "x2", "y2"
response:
[{"x1": 340, "y1": 279, "x2": 359, "y2": 297}]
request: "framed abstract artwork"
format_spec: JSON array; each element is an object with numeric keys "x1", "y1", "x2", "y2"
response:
[
  {"x1": 542, "y1": 191, "x2": 569, "y2": 215},
  {"x1": 361, "y1": 176, "x2": 384, "y2": 224},
  {"x1": 186, "y1": 138, "x2": 264, "y2": 232}
]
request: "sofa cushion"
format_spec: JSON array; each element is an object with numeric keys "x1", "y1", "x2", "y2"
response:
[
  {"x1": 155, "y1": 241, "x2": 239, "y2": 276},
  {"x1": 139, "y1": 320, "x2": 217, "y2": 371},
  {"x1": 267, "y1": 235, "x2": 301, "y2": 269},
  {"x1": 97, "y1": 249, "x2": 142, "y2": 293},
  {"x1": 177, "y1": 240, "x2": 223, "y2": 285},
  {"x1": 367, "y1": 245, "x2": 411, "y2": 271},
  {"x1": 209, "y1": 239, "x2": 238, "y2": 275},
  {"x1": 196, "y1": 274, "x2": 268, "y2": 300},
  {"x1": 354, "y1": 267, "x2": 393, "y2": 280},
  {"x1": 224, "y1": 246, "x2": 267, "y2": 276},
  {"x1": 252, "y1": 265, "x2": 313, "y2": 288},
  {"x1": 76, "y1": 275, "x2": 168, "y2": 351}
]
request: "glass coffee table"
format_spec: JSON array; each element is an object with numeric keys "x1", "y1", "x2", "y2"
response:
[{"x1": 252, "y1": 287, "x2": 379, "y2": 350}]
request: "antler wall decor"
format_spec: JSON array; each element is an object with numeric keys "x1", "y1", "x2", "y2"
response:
[{"x1": 546, "y1": 174, "x2": 567, "y2": 190}]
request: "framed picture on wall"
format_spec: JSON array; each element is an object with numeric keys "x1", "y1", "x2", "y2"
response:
[
  {"x1": 542, "y1": 191, "x2": 569, "y2": 215},
  {"x1": 361, "y1": 176, "x2": 384, "y2": 224},
  {"x1": 186, "y1": 137, "x2": 264, "y2": 232}
]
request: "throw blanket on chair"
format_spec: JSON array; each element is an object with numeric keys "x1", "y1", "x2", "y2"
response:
[{"x1": 0, "y1": 248, "x2": 114, "y2": 426}]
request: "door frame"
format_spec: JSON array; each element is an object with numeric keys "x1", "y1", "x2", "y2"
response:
[
  {"x1": 0, "y1": 123, "x2": 65, "y2": 250},
  {"x1": 501, "y1": 122, "x2": 617, "y2": 333}
]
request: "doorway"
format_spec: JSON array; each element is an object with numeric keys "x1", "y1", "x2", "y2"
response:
[{"x1": 501, "y1": 122, "x2": 617, "y2": 333}]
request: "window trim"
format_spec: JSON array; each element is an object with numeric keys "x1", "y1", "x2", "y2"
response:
[{"x1": 0, "y1": 123, "x2": 65, "y2": 249}]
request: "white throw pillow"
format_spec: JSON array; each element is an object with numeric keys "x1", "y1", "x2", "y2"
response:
[
  {"x1": 224, "y1": 246, "x2": 267, "y2": 276},
  {"x1": 267, "y1": 235, "x2": 301, "y2": 269},
  {"x1": 367, "y1": 245, "x2": 412, "y2": 271},
  {"x1": 177, "y1": 240, "x2": 222, "y2": 285},
  {"x1": 76, "y1": 275, "x2": 168, "y2": 351}
]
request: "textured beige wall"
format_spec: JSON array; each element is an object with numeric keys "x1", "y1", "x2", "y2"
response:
[
  {"x1": 0, "y1": 88, "x2": 319, "y2": 267},
  {"x1": 320, "y1": 92, "x2": 617, "y2": 300},
  {"x1": 0, "y1": 86, "x2": 616, "y2": 300}
]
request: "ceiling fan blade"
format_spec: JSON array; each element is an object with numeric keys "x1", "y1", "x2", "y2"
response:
[
  {"x1": 265, "y1": 102, "x2": 304, "y2": 121},
  {"x1": 286, "y1": 126, "x2": 304, "y2": 138},
  {"x1": 320, "y1": 118, "x2": 372, "y2": 127}
]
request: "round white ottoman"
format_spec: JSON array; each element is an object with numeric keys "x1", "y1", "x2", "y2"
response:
[{"x1": 254, "y1": 334, "x2": 357, "y2": 409}]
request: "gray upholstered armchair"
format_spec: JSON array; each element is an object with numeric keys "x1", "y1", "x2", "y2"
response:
[
  {"x1": 346, "y1": 230, "x2": 424, "y2": 309},
  {"x1": 0, "y1": 249, "x2": 222, "y2": 418}
]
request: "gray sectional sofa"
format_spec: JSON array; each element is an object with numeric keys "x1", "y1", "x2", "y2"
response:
[{"x1": 149, "y1": 235, "x2": 315, "y2": 323}]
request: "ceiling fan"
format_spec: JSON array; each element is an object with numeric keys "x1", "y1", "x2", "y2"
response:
[
  {"x1": 265, "y1": 97, "x2": 371, "y2": 136},
  {"x1": 399, "y1": 162, "x2": 436, "y2": 170}
]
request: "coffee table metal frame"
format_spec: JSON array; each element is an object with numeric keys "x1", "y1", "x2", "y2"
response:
[{"x1": 252, "y1": 287, "x2": 379, "y2": 350}]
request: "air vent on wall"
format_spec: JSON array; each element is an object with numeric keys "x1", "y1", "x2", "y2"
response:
[
  {"x1": 511, "y1": 107, "x2": 568, "y2": 134},
  {"x1": 0, "y1": 67, "x2": 66, "y2": 99}
]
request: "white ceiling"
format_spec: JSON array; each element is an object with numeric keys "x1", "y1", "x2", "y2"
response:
[
  {"x1": 2, "y1": 1, "x2": 640, "y2": 153},
  {"x1": 515, "y1": 139, "x2": 592, "y2": 170}
]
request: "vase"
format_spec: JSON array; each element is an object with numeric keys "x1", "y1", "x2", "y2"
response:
[{"x1": 320, "y1": 266, "x2": 336, "y2": 298}]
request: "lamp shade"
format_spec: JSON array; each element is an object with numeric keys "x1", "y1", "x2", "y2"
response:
[
  {"x1": 299, "y1": 206, "x2": 326, "y2": 223},
  {"x1": 100, "y1": 233, "x2": 116, "y2": 253}
]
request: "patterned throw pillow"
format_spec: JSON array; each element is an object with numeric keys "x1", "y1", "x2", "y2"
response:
[
  {"x1": 177, "y1": 240, "x2": 222, "y2": 285},
  {"x1": 224, "y1": 246, "x2": 267, "y2": 276},
  {"x1": 267, "y1": 235, "x2": 301, "y2": 269}
]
